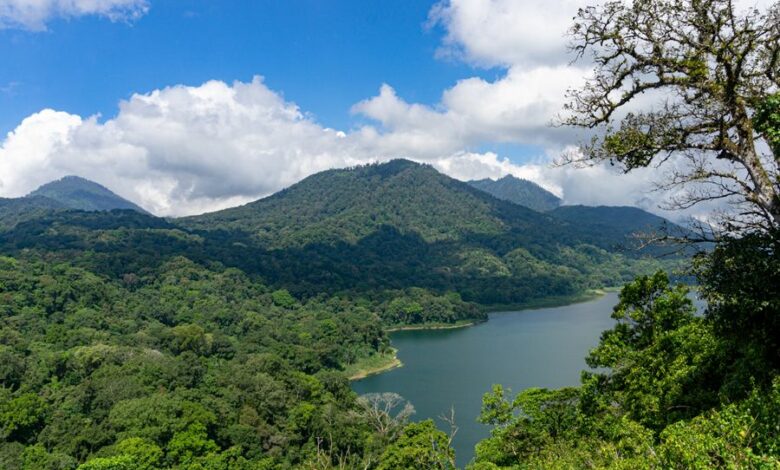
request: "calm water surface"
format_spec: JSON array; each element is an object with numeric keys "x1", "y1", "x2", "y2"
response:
[{"x1": 352, "y1": 292, "x2": 619, "y2": 467}]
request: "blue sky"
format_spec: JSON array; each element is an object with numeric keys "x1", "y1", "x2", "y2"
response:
[
  {"x1": 0, "y1": 0, "x2": 682, "y2": 217},
  {"x1": 0, "y1": 0, "x2": 501, "y2": 139}
]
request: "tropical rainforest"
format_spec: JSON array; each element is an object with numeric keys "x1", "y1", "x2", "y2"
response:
[{"x1": 1, "y1": 0, "x2": 779, "y2": 468}]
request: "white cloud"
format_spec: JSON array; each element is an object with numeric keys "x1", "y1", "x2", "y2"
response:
[
  {"x1": 0, "y1": 78, "x2": 377, "y2": 216},
  {"x1": 0, "y1": 0, "x2": 149, "y2": 31},
  {"x1": 0, "y1": 77, "x2": 675, "y2": 218},
  {"x1": 352, "y1": 64, "x2": 589, "y2": 156},
  {"x1": 428, "y1": 0, "x2": 588, "y2": 68}
]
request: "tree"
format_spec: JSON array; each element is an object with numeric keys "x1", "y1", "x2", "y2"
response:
[
  {"x1": 356, "y1": 393, "x2": 415, "y2": 441},
  {"x1": 377, "y1": 420, "x2": 456, "y2": 470},
  {"x1": 563, "y1": 0, "x2": 780, "y2": 231}
]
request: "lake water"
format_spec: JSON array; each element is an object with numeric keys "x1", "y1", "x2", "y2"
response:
[{"x1": 352, "y1": 292, "x2": 620, "y2": 467}]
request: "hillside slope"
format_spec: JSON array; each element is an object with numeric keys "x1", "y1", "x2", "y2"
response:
[
  {"x1": 0, "y1": 196, "x2": 67, "y2": 231},
  {"x1": 182, "y1": 160, "x2": 556, "y2": 247}
]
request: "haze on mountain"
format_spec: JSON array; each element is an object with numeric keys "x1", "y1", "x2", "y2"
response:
[
  {"x1": 28, "y1": 176, "x2": 149, "y2": 214},
  {"x1": 0, "y1": 176, "x2": 148, "y2": 231},
  {"x1": 468, "y1": 175, "x2": 562, "y2": 212}
]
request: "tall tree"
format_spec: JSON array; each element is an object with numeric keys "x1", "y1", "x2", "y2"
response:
[{"x1": 563, "y1": 0, "x2": 780, "y2": 232}]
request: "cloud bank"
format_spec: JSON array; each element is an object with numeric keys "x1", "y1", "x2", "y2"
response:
[
  {"x1": 2, "y1": 0, "x2": 739, "y2": 220},
  {"x1": 0, "y1": 0, "x2": 148, "y2": 31},
  {"x1": 0, "y1": 76, "x2": 668, "y2": 217}
]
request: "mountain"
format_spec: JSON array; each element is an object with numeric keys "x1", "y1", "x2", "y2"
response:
[
  {"x1": 182, "y1": 159, "x2": 556, "y2": 247},
  {"x1": 549, "y1": 205, "x2": 683, "y2": 244},
  {"x1": 0, "y1": 160, "x2": 685, "y2": 306},
  {"x1": 172, "y1": 160, "x2": 683, "y2": 303},
  {"x1": 468, "y1": 175, "x2": 561, "y2": 212},
  {"x1": 27, "y1": 175, "x2": 148, "y2": 213}
]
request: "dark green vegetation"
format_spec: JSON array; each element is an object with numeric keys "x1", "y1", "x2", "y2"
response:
[
  {"x1": 0, "y1": 176, "x2": 148, "y2": 232},
  {"x1": 180, "y1": 160, "x2": 680, "y2": 305},
  {"x1": 0, "y1": 159, "x2": 688, "y2": 468},
  {"x1": 29, "y1": 176, "x2": 149, "y2": 214},
  {"x1": 549, "y1": 205, "x2": 688, "y2": 250},
  {"x1": 0, "y1": 196, "x2": 67, "y2": 232},
  {"x1": 0, "y1": 254, "x2": 403, "y2": 469},
  {"x1": 467, "y1": 175, "x2": 560, "y2": 212},
  {"x1": 0, "y1": 161, "x2": 682, "y2": 309}
]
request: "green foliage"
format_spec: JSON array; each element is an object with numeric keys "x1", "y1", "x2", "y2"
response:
[
  {"x1": 28, "y1": 176, "x2": 148, "y2": 214},
  {"x1": 695, "y1": 230, "x2": 780, "y2": 394},
  {"x1": 754, "y1": 93, "x2": 780, "y2": 156},
  {"x1": 378, "y1": 420, "x2": 456, "y2": 470},
  {"x1": 271, "y1": 289, "x2": 296, "y2": 308},
  {"x1": 474, "y1": 266, "x2": 780, "y2": 468},
  {"x1": 659, "y1": 379, "x2": 780, "y2": 469},
  {"x1": 0, "y1": 255, "x2": 401, "y2": 468},
  {"x1": 0, "y1": 393, "x2": 48, "y2": 443},
  {"x1": 584, "y1": 272, "x2": 719, "y2": 429}
]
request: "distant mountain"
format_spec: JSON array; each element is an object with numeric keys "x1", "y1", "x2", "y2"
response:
[
  {"x1": 0, "y1": 161, "x2": 686, "y2": 305},
  {"x1": 182, "y1": 159, "x2": 554, "y2": 247},
  {"x1": 171, "y1": 160, "x2": 685, "y2": 303},
  {"x1": 550, "y1": 205, "x2": 677, "y2": 239},
  {"x1": 468, "y1": 175, "x2": 561, "y2": 212},
  {"x1": 28, "y1": 176, "x2": 148, "y2": 214}
]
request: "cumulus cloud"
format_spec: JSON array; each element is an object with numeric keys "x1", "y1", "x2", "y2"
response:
[
  {"x1": 0, "y1": 0, "x2": 149, "y2": 31},
  {"x1": 0, "y1": 76, "x2": 678, "y2": 218},
  {"x1": 428, "y1": 0, "x2": 588, "y2": 68},
  {"x1": 352, "y1": 64, "x2": 589, "y2": 154},
  {"x1": 0, "y1": 78, "x2": 374, "y2": 215}
]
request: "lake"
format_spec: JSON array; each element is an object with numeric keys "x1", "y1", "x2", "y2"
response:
[{"x1": 352, "y1": 292, "x2": 620, "y2": 467}]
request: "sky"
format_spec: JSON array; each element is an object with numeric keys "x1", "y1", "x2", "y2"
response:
[{"x1": 0, "y1": 0, "x2": 771, "y2": 217}]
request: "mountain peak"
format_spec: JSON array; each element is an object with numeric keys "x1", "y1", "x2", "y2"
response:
[
  {"x1": 468, "y1": 175, "x2": 561, "y2": 212},
  {"x1": 28, "y1": 176, "x2": 148, "y2": 214},
  {"x1": 181, "y1": 159, "x2": 547, "y2": 247}
]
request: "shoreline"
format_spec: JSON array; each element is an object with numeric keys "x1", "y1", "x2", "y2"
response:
[
  {"x1": 384, "y1": 319, "x2": 481, "y2": 332},
  {"x1": 480, "y1": 288, "x2": 609, "y2": 313},
  {"x1": 347, "y1": 348, "x2": 403, "y2": 381},
  {"x1": 350, "y1": 287, "x2": 615, "y2": 383}
]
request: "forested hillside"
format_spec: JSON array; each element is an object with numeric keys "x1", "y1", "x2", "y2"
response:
[
  {"x1": 0, "y1": 196, "x2": 67, "y2": 232},
  {"x1": 0, "y1": 162, "x2": 689, "y2": 468},
  {"x1": 176, "y1": 160, "x2": 681, "y2": 304},
  {"x1": 0, "y1": 254, "x2": 420, "y2": 469},
  {"x1": 0, "y1": 161, "x2": 683, "y2": 307}
]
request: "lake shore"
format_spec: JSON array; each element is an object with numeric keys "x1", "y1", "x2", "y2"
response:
[
  {"x1": 349, "y1": 288, "x2": 613, "y2": 383},
  {"x1": 481, "y1": 288, "x2": 609, "y2": 313},
  {"x1": 384, "y1": 319, "x2": 481, "y2": 332},
  {"x1": 347, "y1": 348, "x2": 403, "y2": 381}
]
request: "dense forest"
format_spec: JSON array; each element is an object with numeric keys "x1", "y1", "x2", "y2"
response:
[{"x1": 0, "y1": 161, "x2": 682, "y2": 307}]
